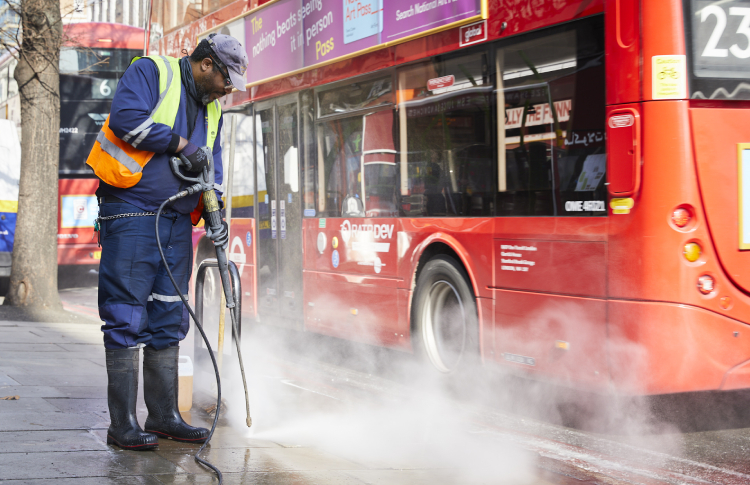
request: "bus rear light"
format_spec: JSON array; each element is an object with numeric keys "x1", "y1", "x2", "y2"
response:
[
  {"x1": 697, "y1": 275, "x2": 715, "y2": 295},
  {"x1": 683, "y1": 242, "x2": 702, "y2": 262},
  {"x1": 672, "y1": 208, "x2": 691, "y2": 227},
  {"x1": 720, "y1": 297, "x2": 733, "y2": 310}
]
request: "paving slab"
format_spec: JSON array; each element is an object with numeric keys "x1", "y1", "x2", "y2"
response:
[
  {"x1": 0, "y1": 450, "x2": 185, "y2": 480},
  {"x1": 0, "y1": 343, "x2": 63, "y2": 352},
  {"x1": 45, "y1": 397, "x2": 109, "y2": 415},
  {"x1": 49, "y1": 385, "x2": 108, "y2": 399},
  {"x1": 0, "y1": 373, "x2": 19, "y2": 385},
  {"x1": 0, "y1": 385, "x2": 68, "y2": 398},
  {"x1": 56, "y1": 343, "x2": 104, "y2": 352},
  {"x1": 0, "y1": 351, "x2": 101, "y2": 360},
  {"x1": 0, "y1": 430, "x2": 109, "y2": 453},
  {"x1": 11, "y1": 373, "x2": 108, "y2": 387},
  {"x1": 0, "y1": 411, "x2": 105, "y2": 431},
  {"x1": 0, "y1": 396, "x2": 62, "y2": 413},
  {"x1": 17, "y1": 478, "x2": 162, "y2": 485}
]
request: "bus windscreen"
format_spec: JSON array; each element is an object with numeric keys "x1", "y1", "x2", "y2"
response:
[
  {"x1": 685, "y1": 0, "x2": 750, "y2": 99},
  {"x1": 58, "y1": 48, "x2": 141, "y2": 174}
]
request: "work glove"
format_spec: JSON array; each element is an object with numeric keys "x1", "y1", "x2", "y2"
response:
[
  {"x1": 179, "y1": 142, "x2": 209, "y2": 173},
  {"x1": 206, "y1": 220, "x2": 229, "y2": 250}
]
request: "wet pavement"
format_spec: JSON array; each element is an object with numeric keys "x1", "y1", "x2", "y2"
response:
[{"x1": 1, "y1": 287, "x2": 750, "y2": 483}]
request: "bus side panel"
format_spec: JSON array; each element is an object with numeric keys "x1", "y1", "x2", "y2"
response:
[
  {"x1": 608, "y1": 300, "x2": 750, "y2": 394},
  {"x1": 57, "y1": 178, "x2": 100, "y2": 266},
  {"x1": 302, "y1": 217, "x2": 406, "y2": 348},
  {"x1": 228, "y1": 218, "x2": 256, "y2": 320},
  {"x1": 303, "y1": 270, "x2": 405, "y2": 348},
  {"x1": 493, "y1": 239, "x2": 606, "y2": 297},
  {"x1": 493, "y1": 289, "x2": 609, "y2": 388}
]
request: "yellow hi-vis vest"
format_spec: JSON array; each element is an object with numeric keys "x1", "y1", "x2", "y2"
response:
[{"x1": 86, "y1": 55, "x2": 222, "y2": 188}]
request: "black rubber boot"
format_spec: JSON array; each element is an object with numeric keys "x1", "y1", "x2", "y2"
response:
[
  {"x1": 143, "y1": 346, "x2": 209, "y2": 443},
  {"x1": 105, "y1": 348, "x2": 159, "y2": 450}
]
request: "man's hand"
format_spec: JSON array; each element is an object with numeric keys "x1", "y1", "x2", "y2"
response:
[
  {"x1": 206, "y1": 220, "x2": 229, "y2": 249},
  {"x1": 179, "y1": 142, "x2": 208, "y2": 173}
]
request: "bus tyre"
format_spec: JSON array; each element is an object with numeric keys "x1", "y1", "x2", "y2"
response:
[{"x1": 412, "y1": 255, "x2": 478, "y2": 373}]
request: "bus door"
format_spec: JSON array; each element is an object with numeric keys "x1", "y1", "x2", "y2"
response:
[
  {"x1": 304, "y1": 76, "x2": 403, "y2": 346},
  {"x1": 255, "y1": 94, "x2": 304, "y2": 327}
]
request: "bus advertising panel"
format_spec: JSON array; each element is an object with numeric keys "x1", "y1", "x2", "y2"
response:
[{"x1": 202, "y1": 0, "x2": 485, "y2": 86}]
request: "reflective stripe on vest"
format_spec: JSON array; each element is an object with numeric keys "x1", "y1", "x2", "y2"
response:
[{"x1": 86, "y1": 55, "x2": 221, "y2": 188}]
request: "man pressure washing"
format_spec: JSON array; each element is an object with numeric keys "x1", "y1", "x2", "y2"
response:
[{"x1": 86, "y1": 34, "x2": 249, "y2": 450}]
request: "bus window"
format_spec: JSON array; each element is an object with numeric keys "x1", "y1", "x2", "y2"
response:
[
  {"x1": 495, "y1": 18, "x2": 606, "y2": 216},
  {"x1": 223, "y1": 111, "x2": 255, "y2": 218},
  {"x1": 317, "y1": 117, "x2": 365, "y2": 217},
  {"x1": 397, "y1": 51, "x2": 494, "y2": 217},
  {"x1": 362, "y1": 110, "x2": 399, "y2": 218},
  {"x1": 318, "y1": 76, "x2": 393, "y2": 118},
  {"x1": 58, "y1": 47, "x2": 143, "y2": 174}
]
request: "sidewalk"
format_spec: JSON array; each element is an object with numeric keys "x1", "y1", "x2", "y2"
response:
[
  {"x1": 0, "y1": 300, "x2": 561, "y2": 485},
  {"x1": 0, "y1": 311, "x2": 362, "y2": 484}
]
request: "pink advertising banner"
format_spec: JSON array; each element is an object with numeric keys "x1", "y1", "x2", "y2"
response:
[{"x1": 228, "y1": 0, "x2": 484, "y2": 85}]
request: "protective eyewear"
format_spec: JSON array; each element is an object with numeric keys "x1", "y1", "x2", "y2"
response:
[{"x1": 211, "y1": 55, "x2": 233, "y2": 89}]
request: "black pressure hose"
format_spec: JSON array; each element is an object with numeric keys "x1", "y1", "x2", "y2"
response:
[{"x1": 155, "y1": 196, "x2": 224, "y2": 484}]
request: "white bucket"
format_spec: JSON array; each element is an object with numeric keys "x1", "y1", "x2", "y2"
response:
[{"x1": 178, "y1": 355, "x2": 193, "y2": 412}]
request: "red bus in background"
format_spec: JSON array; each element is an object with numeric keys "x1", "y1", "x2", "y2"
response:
[
  {"x1": 164, "y1": 0, "x2": 750, "y2": 396},
  {"x1": 57, "y1": 23, "x2": 144, "y2": 270},
  {"x1": 0, "y1": 22, "x2": 144, "y2": 277}
]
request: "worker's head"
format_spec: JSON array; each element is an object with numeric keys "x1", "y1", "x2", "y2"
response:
[{"x1": 190, "y1": 33, "x2": 248, "y2": 104}]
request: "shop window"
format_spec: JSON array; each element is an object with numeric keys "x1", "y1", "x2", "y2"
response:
[
  {"x1": 495, "y1": 17, "x2": 606, "y2": 216},
  {"x1": 397, "y1": 51, "x2": 494, "y2": 217}
]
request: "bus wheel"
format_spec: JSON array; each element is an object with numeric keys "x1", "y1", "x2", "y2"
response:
[
  {"x1": 413, "y1": 255, "x2": 478, "y2": 373},
  {"x1": 196, "y1": 245, "x2": 218, "y2": 310}
]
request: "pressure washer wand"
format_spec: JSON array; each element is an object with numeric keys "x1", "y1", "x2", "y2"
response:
[
  {"x1": 201, "y1": 186, "x2": 253, "y2": 428},
  {"x1": 169, "y1": 151, "x2": 252, "y2": 425}
]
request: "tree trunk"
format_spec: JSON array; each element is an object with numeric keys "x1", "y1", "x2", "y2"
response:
[{"x1": 4, "y1": 0, "x2": 63, "y2": 309}]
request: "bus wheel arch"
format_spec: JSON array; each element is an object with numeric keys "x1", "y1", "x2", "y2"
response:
[{"x1": 410, "y1": 243, "x2": 479, "y2": 373}]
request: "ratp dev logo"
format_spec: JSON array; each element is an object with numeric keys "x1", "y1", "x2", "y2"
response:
[{"x1": 340, "y1": 219, "x2": 394, "y2": 244}]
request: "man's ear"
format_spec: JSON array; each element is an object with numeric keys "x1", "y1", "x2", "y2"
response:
[{"x1": 201, "y1": 57, "x2": 212, "y2": 73}]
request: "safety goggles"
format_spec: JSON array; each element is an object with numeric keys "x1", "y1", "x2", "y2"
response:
[{"x1": 211, "y1": 55, "x2": 233, "y2": 89}]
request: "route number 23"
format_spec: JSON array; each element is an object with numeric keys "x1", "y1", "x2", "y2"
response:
[{"x1": 701, "y1": 5, "x2": 750, "y2": 59}]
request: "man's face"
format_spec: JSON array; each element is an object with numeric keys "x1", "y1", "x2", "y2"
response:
[{"x1": 195, "y1": 57, "x2": 233, "y2": 105}]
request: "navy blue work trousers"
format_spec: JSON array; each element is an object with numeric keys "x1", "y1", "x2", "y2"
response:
[{"x1": 98, "y1": 201, "x2": 192, "y2": 350}]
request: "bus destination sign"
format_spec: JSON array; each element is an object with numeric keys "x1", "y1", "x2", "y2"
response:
[{"x1": 202, "y1": 0, "x2": 484, "y2": 87}]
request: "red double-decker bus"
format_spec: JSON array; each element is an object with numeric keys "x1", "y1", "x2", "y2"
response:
[
  {"x1": 161, "y1": 0, "x2": 750, "y2": 395},
  {"x1": 0, "y1": 22, "x2": 144, "y2": 279}
]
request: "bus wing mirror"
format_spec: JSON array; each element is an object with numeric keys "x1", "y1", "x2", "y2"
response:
[{"x1": 606, "y1": 106, "x2": 641, "y2": 197}]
